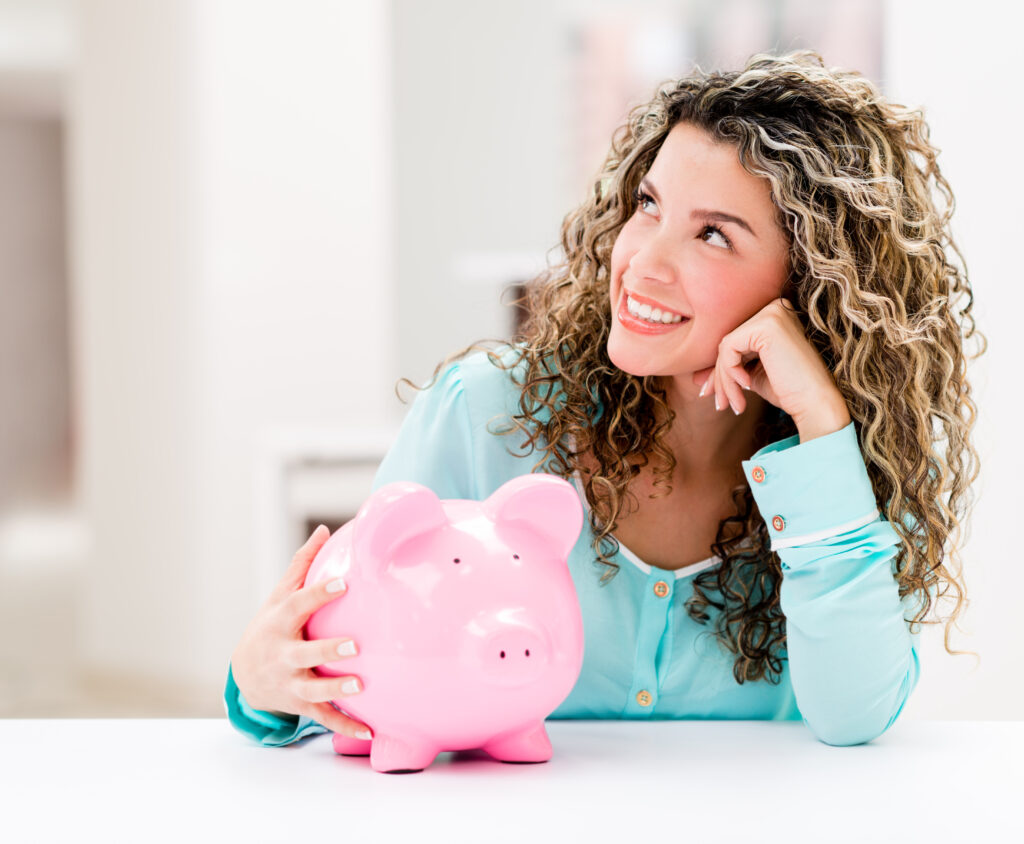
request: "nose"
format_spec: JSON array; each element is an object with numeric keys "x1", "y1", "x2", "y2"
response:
[
  {"x1": 480, "y1": 627, "x2": 548, "y2": 686},
  {"x1": 627, "y1": 228, "x2": 680, "y2": 287},
  {"x1": 463, "y1": 612, "x2": 550, "y2": 687}
]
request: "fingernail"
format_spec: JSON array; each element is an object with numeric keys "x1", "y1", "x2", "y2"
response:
[
  {"x1": 326, "y1": 577, "x2": 347, "y2": 593},
  {"x1": 342, "y1": 678, "x2": 361, "y2": 694},
  {"x1": 698, "y1": 379, "x2": 709, "y2": 397},
  {"x1": 741, "y1": 382, "x2": 750, "y2": 391},
  {"x1": 356, "y1": 729, "x2": 373, "y2": 740},
  {"x1": 337, "y1": 640, "x2": 357, "y2": 656}
]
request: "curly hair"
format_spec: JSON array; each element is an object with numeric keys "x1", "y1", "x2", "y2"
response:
[{"x1": 397, "y1": 49, "x2": 983, "y2": 685}]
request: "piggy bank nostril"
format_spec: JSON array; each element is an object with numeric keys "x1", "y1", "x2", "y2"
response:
[{"x1": 525, "y1": 650, "x2": 530, "y2": 657}]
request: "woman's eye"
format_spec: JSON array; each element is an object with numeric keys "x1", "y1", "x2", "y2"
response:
[
  {"x1": 633, "y1": 188, "x2": 733, "y2": 251},
  {"x1": 700, "y1": 224, "x2": 732, "y2": 250},
  {"x1": 634, "y1": 188, "x2": 656, "y2": 214}
]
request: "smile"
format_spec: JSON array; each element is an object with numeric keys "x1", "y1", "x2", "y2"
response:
[
  {"x1": 624, "y1": 288, "x2": 690, "y2": 320},
  {"x1": 626, "y1": 294, "x2": 686, "y2": 323},
  {"x1": 617, "y1": 291, "x2": 691, "y2": 335}
]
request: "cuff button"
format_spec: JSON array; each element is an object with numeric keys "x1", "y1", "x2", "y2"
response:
[
  {"x1": 771, "y1": 515, "x2": 786, "y2": 531},
  {"x1": 751, "y1": 466, "x2": 766, "y2": 483}
]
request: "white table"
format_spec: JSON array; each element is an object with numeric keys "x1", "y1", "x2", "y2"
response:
[{"x1": 2, "y1": 719, "x2": 1021, "y2": 842}]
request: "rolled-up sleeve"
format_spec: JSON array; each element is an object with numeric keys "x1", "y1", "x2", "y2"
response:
[
  {"x1": 223, "y1": 662, "x2": 328, "y2": 746},
  {"x1": 741, "y1": 420, "x2": 922, "y2": 747}
]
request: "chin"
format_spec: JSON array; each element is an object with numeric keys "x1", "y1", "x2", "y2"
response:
[{"x1": 606, "y1": 332, "x2": 675, "y2": 378}]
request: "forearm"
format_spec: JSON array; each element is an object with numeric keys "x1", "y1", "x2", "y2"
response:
[
  {"x1": 777, "y1": 520, "x2": 921, "y2": 745},
  {"x1": 741, "y1": 418, "x2": 921, "y2": 745}
]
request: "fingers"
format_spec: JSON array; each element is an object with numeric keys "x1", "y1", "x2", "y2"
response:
[
  {"x1": 285, "y1": 637, "x2": 360, "y2": 671},
  {"x1": 300, "y1": 701, "x2": 374, "y2": 740},
  {"x1": 711, "y1": 365, "x2": 741, "y2": 415},
  {"x1": 715, "y1": 334, "x2": 755, "y2": 415},
  {"x1": 272, "y1": 525, "x2": 332, "y2": 601},
  {"x1": 721, "y1": 362, "x2": 746, "y2": 415},
  {"x1": 289, "y1": 524, "x2": 332, "y2": 580},
  {"x1": 282, "y1": 570, "x2": 350, "y2": 630},
  {"x1": 294, "y1": 673, "x2": 365, "y2": 706},
  {"x1": 697, "y1": 370, "x2": 712, "y2": 397},
  {"x1": 700, "y1": 363, "x2": 747, "y2": 415}
]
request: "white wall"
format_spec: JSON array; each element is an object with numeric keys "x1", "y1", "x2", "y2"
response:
[
  {"x1": 3, "y1": 0, "x2": 1016, "y2": 719},
  {"x1": 390, "y1": 0, "x2": 571, "y2": 385},
  {"x1": 883, "y1": 0, "x2": 1023, "y2": 719},
  {"x1": 69, "y1": 0, "x2": 394, "y2": 691}
]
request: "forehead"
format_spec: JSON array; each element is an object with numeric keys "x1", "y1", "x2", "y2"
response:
[
  {"x1": 648, "y1": 121, "x2": 780, "y2": 228},
  {"x1": 651, "y1": 122, "x2": 759, "y2": 185}
]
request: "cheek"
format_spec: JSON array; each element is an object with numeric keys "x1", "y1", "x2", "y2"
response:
[
  {"x1": 608, "y1": 236, "x2": 634, "y2": 304},
  {"x1": 609, "y1": 231, "x2": 630, "y2": 279},
  {"x1": 690, "y1": 265, "x2": 741, "y2": 317}
]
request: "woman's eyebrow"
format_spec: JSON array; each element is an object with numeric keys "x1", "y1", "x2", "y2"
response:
[{"x1": 639, "y1": 176, "x2": 758, "y2": 238}]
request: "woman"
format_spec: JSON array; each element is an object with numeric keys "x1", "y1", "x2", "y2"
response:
[{"x1": 227, "y1": 50, "x2": 982, "y2": 749}]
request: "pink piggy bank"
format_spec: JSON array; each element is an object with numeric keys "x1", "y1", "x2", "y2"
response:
[{"x1": 302, "y1": 473, "x2": 585, "y2": 774}]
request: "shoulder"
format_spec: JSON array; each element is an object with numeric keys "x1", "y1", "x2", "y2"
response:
[
  {"x1": 443, "y1": 342, "x2": 530, "y2": 417},
  {"x1": 451, "y1": 341, "x2": 527, "y2": 381},
  {"x1": 454, "y1": 342, "x2": 601, "y2": 430},
  {"x1": 436, "y1": 343, "x2": 559, "y2": 495}
]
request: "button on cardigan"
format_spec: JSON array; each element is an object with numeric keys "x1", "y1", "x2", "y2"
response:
[{"x1": 224, "y1": 343, "x2": 922, "y2": 748}]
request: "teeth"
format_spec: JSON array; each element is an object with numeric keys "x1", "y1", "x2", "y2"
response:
[{"x1": 627, "y1": 295, "x2": 685, "y2": 324}]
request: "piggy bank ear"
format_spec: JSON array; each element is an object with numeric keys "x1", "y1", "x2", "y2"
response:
[
  {"x1": 352, "y1": 482, "x2": 447, "y2": 571},
  {"x1": 481, "y1": 474, "x2": 584, "y2": 560}
]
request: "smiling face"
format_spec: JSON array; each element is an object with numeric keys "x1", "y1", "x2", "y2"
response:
[{"x1": 607, "y1": 121, "x2": 792, "y2": 384}]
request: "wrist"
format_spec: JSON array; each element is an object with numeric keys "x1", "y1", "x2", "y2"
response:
[{"x1": 795, "y1": 400, "x2": 851, "y2": 444}]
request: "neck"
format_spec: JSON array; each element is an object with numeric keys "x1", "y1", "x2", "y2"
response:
[{"x1": 655, "y1": 374, "x2": 768, "y2": 479}]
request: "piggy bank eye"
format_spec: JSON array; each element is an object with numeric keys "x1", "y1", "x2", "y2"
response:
[
  {"x1": 453, "y1": 557, "x2": 460, "y2": 564},
  {"x1": 513, "y1": 554, "x2": 519, "y2": 560}
]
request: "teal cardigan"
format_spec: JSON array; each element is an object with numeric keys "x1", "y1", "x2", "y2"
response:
[{"x1": 224, "y1": 343, "x2": 921, "y2": 747}]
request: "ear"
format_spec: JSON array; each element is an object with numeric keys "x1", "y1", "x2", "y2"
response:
[
  {"x1": 481, "y1": 474, "x2": 584, "y2": 561},
  {"x1": 351, "y1": 482, "x2": 447, "y2": 574}
]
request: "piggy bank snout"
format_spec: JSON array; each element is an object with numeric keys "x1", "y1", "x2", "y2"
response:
[{"x1": 468, "y1": 617, "x2": 550, "y2": 688}]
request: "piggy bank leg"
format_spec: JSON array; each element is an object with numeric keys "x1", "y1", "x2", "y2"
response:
[
  {"x1": 368, "y1": 733, "x2": 439, "y2": 774},
  {"x1": 481, "y1": 721, "x2": 552, "y2": 764},
  {"x1": 332, "y1": 732, "x2": 371, "y2": 757}
]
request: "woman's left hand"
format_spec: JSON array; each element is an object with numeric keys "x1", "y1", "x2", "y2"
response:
[{"x1": 693, "y1": 297, "x2": 852, "y2": 442}]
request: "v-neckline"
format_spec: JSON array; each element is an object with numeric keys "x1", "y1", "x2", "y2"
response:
[{"x1": 568, "y1": 468, "x2": 723, "y2": 580}]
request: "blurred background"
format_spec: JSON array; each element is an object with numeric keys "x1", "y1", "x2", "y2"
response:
[{"x1": 1, "y1": 0, "x2": 1019, "y2": 719}]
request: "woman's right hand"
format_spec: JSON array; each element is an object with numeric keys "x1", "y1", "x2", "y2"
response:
[{"x1": 230, "y1": 524, "x2": 373, "y2": 739}]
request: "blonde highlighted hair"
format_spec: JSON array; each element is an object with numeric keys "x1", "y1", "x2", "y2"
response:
[{"x1": 400, "y1": 49, "x2": 983, "y2": 684}]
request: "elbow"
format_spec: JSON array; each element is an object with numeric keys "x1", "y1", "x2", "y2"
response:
[
  {"x1": 801, "y1": 684, "x2": 916, "y2": 747},
  {"x1": 803, "y1": 714, "x2": 884, "y2": 747},
  {"x1": 801, "y1": 647, "x2": 922, "y2": 747}
]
